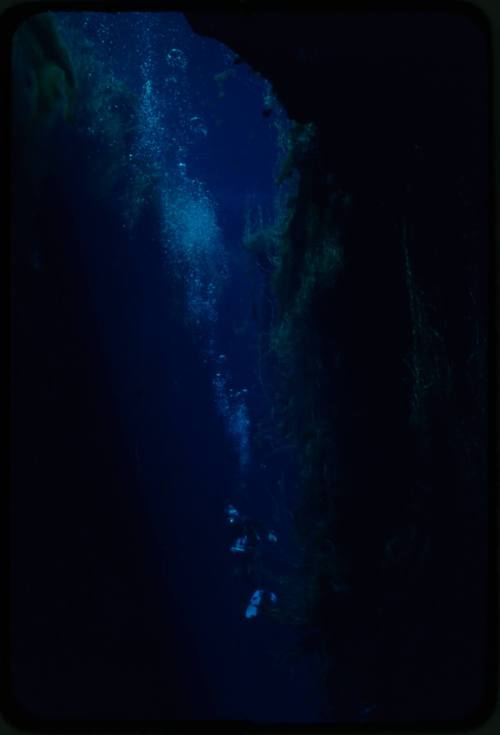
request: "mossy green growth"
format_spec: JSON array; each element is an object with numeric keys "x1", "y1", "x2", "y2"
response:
[
  {"x1": 241, "y1": 118, "x2": 352, "y2": 644},
  {"x1": 402, "y1": 224, "x2": 452, "y2": 451},
  {"x1": 243, "y1": 225, "x2": 281, "y2": 263},
  {"x1": 12, "y1": 12, "x2": 76, "y2": 138},
  {"x1": 254, "y1": 167, "x2": 349, "y2": 643},
  {"x1": 270, "y1": 199, "x2": 343, "y2": 380},
  {"x1": 11, "y1": 12, "x2": 79, "y2": 208},
  {"x1": 59, "y1": 26, "x2": 156, "y2": 227},
  {"x1": 276, "y1": 121, "x2": 317, "y2": 185}
]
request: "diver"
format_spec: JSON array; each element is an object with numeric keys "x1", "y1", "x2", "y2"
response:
[
  {"x1": 244, "y1": 588, "x2": 278, "y2": 619},
  {"x1": 224, "y1": 503, "x2": 279, "y2": 619},
  {"x1": 225, "y1": 504, "x2": 278, "y2": 562},
  {"x1": 225, "y1": 503, "x2": 265, "y2": 579}
]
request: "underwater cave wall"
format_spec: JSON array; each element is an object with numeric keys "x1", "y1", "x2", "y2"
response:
[{"x1": 186, "y1": 9, "x2": 491, "y2": 721}]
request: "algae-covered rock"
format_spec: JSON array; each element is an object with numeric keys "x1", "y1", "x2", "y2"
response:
[{"x1": 12, "y1": 12, "x2": 76, "y2": 139}]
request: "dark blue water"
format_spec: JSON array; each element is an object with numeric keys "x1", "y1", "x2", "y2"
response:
[
  {"x1": 9, "y1": 7, "x2": 492, "y2": 727},
  {"x1": 34, "y1": 11, "x2": 322, "y2": 723}
]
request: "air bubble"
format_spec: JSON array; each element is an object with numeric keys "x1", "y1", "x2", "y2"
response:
[
  {"x1": 189, "y1": 115, "x2": 208, "y2": 138},
  {"x1": 166, "y1": 48, "x2": 187, "y2": 70}
]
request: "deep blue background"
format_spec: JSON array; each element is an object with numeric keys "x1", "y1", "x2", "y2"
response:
[{"x1": 9, "y1": 11, "x2": 321, "y2": 723}]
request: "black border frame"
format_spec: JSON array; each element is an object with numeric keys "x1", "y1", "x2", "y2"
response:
[{"x1": 0, "y1": 2, "x2": 496, "y2": 732}]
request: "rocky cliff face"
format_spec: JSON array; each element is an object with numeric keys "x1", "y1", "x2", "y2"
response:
[{"x1": 186, "y1": 9, "x2": 491, "y2": 722}]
